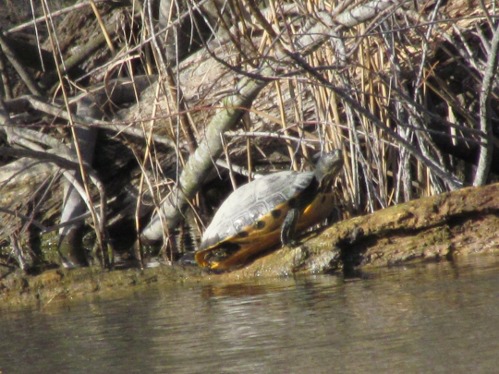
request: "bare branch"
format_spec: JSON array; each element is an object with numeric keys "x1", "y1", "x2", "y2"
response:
[{"x1": 474, "y1": 22, "x2": 499, "y2": 186}]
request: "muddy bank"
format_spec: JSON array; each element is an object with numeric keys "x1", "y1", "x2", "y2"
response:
[
  {"x1": 1, "y1": 183, "x2": 498, "y2": 309},
  {"x1": 0, "y1": 263, "x2": 209, "y2": 310}
]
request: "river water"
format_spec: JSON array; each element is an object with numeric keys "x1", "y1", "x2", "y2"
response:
[{"x1": 1, "y1": 254, "x2": 498, "y2": 373}]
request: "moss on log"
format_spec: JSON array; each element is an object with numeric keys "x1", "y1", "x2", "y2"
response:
[
  {"x1": 1, "y1": 183, "x2": 498, "y2": 309},
  {"x1": 222, "y1": 183, "x2": 499, "y2": 279}
]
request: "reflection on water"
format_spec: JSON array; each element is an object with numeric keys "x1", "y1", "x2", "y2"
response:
[{"x1": 1, "y1": 255, "x2": 498, "y2": 373}]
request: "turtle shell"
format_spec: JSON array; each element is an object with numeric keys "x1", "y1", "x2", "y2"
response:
[{"x1": 195, "y1": 169, "x2": 336, "y2": 270}]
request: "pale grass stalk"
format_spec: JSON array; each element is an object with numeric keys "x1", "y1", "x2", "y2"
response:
[{"x1": 274, "y1": 80, "x2": 297, "y2": 170}]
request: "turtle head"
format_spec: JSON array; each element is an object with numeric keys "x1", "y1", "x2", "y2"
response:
[{"x1": 314, "y1": 149, "x2": 343, "y2": 189}]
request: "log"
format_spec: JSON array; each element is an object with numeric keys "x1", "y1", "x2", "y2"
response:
[
  {"x1": 221, "y1": 183, "x2": 499, "y2": 279},
  {"x1": 1, "y1": 183, "x2": 497, "y2": 308}
]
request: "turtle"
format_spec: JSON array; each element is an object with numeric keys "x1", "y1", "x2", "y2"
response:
[{"x1": 195, "y1": 149, "x2": 343, "y2": 270}]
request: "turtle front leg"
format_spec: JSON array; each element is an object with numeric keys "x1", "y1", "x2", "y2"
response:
[{"x1": 281, "y1": 207, "x2": 300, "y2": 246}]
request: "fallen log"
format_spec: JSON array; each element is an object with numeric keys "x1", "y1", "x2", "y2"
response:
[
  {"x1": 222, "y1": 182, "x2": 499, "y2": 279},
  {"x1": 1, "y1": 183, "x2": 497, "y2": 308}
]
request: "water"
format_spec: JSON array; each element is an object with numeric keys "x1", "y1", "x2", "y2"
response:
[{"x1": 1, "y1": 255, "x2": 498, "y2": 373}]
